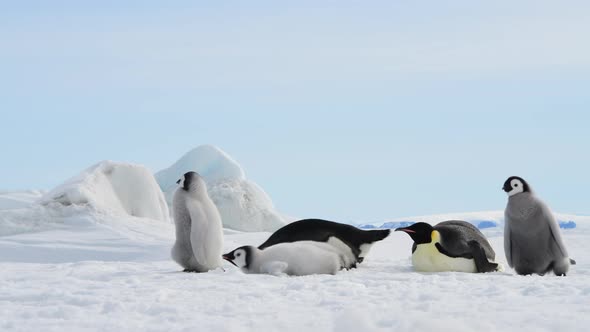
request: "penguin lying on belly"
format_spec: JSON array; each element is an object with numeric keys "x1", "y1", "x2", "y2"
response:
[
  {"x1": 223, "y1": 241, "x2": 348, "y2": 276},
  {"x1": 258, "y1": 219, "x2": 391, "y2": 265},
  {"x1": 396, "y1": 221, "x2": 502, "y2": 273}
]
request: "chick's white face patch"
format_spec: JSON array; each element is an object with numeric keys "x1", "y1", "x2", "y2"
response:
[
  {"x1": 507, "y1": 179, "x2": 524, "y2": 197},
  {"x1": 233, "y1": 249, "x2": 248, "y2": 268},
  {"x1": 177, "y1": 175, "x2": 185, "y2": 188}
]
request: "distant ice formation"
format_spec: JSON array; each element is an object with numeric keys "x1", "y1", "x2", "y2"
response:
[
  {"x1": 359, "y1": 211, "x2": 578, "y2": 230},
  {"x1": 156, "y1": 145, "x2": 286, "y2": 232},
  {"x1": 40, "y1": 161, "x2": 170, "y2": 223},
  {"x1": 156, "y1": 145, "x2": 245, "y2": 195}
]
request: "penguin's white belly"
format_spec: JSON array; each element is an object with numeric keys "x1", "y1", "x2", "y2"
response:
[
  {"x1": 359, "y1": 243, "x2": 373, "y2": 259},
  {"x1": 412, "y1": 243, "x2": 477, "y2": 273}
]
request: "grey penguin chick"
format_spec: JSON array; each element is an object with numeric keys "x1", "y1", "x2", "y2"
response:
[
  {"x1": 396, "y1": 221, "x2": 501, "y2": 273},
  {"x1": 171, "y1": 171, "x2": 223, "y2": 272},
  {"x1": 503, "y1": 176, "x2": 574, "y2": 276},
  {"x1": 222, "y1": 241, "x2": 346, "y2": 276}
]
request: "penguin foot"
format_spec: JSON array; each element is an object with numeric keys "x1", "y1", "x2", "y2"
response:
[
  {"x1": 551, "y1": 259, "x2": 571, "y2": 276},
  {"x1": 343, "y1": 263, "x2": 357, "y2": 270},
  {"x1": 514, "y1": 267, "x2": 536, "y2": 276},
  {"x1": 481, "y1": 262, "x2": 499, "y2": 273}
]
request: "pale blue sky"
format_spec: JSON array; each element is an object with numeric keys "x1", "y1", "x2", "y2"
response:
[{"x1": 1, "y1": 1, "x2": 589, "y2": 222}]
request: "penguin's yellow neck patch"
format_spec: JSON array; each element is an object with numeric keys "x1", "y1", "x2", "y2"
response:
[
  {"x1": 412, "y1": 231, "x2": 477, "y2": 273},
  {"x1": 431, "y1": 230, "x2": 440, "y2": 243}
]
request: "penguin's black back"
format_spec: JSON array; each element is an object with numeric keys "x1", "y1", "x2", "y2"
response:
[
  {"x1": 258, "y1": 219, "x2": 390, "y2": 258},
  {"x1": 434, "y1": 220, "x2": 496, "y2": 260}
]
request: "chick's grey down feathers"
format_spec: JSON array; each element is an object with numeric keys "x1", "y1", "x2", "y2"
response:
[{"x1": 504, "y1": 181, "x2": 571, "y2": 276}]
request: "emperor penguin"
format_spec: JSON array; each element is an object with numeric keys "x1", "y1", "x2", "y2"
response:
[
  {"x1": 503, "y1": 176, "x2": 575, "y2": 276},
  {"x1": 222, "y1": 241, "x2": 347, "y2": 276},
  {"x1": 171, "y1": 171, "x2": 223, "y2": 272},
  {"x1": 395, "y1": 221, "x2": 501, "y2": 273},
  {"x1": 258, "y1": 219, "x2": 391, "y2": 265}
]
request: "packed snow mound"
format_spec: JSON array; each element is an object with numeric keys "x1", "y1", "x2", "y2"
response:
[
  {"x1": 155, "y1": 145, "x2": 245, "y2": 195},
  {"x1": 40, "y1": 161, "x2": 170, "y2": 223},
  {"x1": 156, "y1": 145, "x2": 286, "y2": 232},
  {"x1": 208, "y1": 178, "x2": 286, "y2": 232}
]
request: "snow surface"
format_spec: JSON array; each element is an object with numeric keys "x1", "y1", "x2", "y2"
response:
[
  {"x1": 0, "y1": 190, "x2": 44, "y2": 210},
  {"x1": 156, "y1": 145, "x2": 286, "y2": 232},
  {"x1": 1, "y1": 196, "x2": 589, "y2": 331},
  {"x1": 40, "y1": 161, "x2": 170, "y2": 223}
]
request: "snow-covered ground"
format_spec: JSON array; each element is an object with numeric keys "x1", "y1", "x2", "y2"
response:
[
  {"x1": 1, "y1": 146, "x2": 588, "y2": 331},
  {"x1": 1, "y1": 192, "x2": 588, "y2": 331}
]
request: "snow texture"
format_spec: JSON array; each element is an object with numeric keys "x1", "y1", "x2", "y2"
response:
[
  {"x1": 39, "y1": 161, "x2": 170, "y2": 223},
  {"x1": 206, "y1": 178, "x2": 287, "y2": 232},
  {"x1": 0, "y1": 190, "x2": 43, "y2": 210},
  {"x1": 156, "y1": 145, "x2": 286, "y2": 232},
  {"x1": 0, "y1": 203, "x2": 589, "y2": 332}
]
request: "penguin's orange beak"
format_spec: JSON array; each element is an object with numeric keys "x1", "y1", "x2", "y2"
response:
[{"x1": 395, "y1": 227, "x2": 415, "y2": 234}]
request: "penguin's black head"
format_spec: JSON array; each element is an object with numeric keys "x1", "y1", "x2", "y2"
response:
[
  {"x1": 222, "y1": 246, "x2": 253, "y2": 269},
  {"x1": 502, "y1": 176, "x2": 530, "y2": 197},
  {"x1": 395, "y1": 222, "x2": 434, "y2": 244},
  {"x1": 177, "y1": 171, "x2": 200, "y2": 191}
]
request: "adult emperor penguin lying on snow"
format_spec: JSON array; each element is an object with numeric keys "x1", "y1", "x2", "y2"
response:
[
  {"x1": 171, "y1": 171, "x2": 223, "y2": 273},
  {"x1": 223, "y1": 241, "x2": 349, "y2": 276},
  {"x1": 258, "y1": 219, "x2": 391, "y2": 265},
  {"x1": 503, "y1": 176, "x2": 575, "y2": 276},
  {"x1": 396, "y1": 221, "x2": 501, "y2": 273}
]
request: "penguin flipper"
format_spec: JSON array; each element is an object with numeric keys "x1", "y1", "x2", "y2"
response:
[
  {"x1": 434, "y1": 242, "x2": 471, "y2": 259},
  {"x1": 545, "y1": 208, "x2": 569, "y2": 259},
  {"x1": 467, "y1": 241, "x2": 499, "y2": 273},
  {"x1": 570, "y1": 258, "x2": 577, "y2": 265},
  {"x1": 433, "y1": 241, "x2": 495, "y2": 272},
  {"x1": 260, "y1": 261, "x2": 289, "y2": 276},
  {"x1": 504, "y1": 220, "x2": 513, "y2": 268}
]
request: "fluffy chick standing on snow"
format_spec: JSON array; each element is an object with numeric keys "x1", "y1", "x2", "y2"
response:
[
  {"x1": 503, "y1": 176, "x2": 575, "y2": 276},
  {"x1": 171, "y1": 171, "x2": 223, "y2": 272}
]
